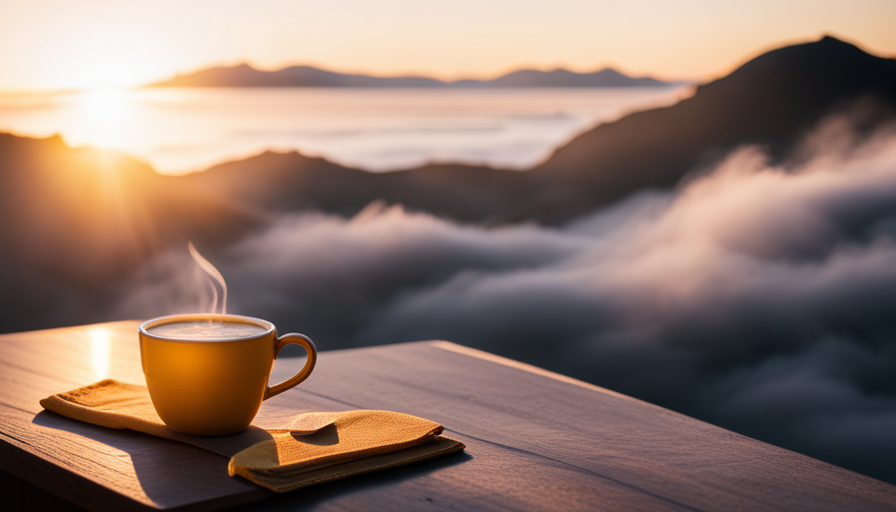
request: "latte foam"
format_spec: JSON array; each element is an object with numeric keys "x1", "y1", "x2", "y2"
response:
[{"x1": 147, "y1": 320, "x2": 267, "y2": 340}]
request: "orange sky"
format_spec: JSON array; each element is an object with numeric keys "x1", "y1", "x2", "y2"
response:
[{"x1": 1, "y1": 0, "x2": 894, "y2": 90}]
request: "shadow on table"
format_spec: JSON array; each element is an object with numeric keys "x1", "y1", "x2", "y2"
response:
[
  {"x1": 32, "y1": 410, "x2": 270, "y2": 509},
  {"x1": 31, "y1": 410, "x2": 471, "y2": 510},
  {"x1": 0, "y1": 465, "x2": 91, "y2": 512}
]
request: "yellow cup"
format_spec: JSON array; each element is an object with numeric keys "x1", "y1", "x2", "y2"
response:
[{"x1": 138, "y1": 313, "x2": 317, "y2": 436}]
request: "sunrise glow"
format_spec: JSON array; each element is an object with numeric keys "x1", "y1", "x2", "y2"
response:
[
  {"x1": 81, "y1": 88, "x2": 128, "y2": 122},
  {"x1": 74, "y1": 88, "x2": 131, "y2": 147},
  {"x1": 1, "y1": 1, "x2": 894, "y2": 90}
]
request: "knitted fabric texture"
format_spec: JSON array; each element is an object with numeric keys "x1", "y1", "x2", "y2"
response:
[{"x1": 40, "y1": 379, "x2": 465, "y2": 492}]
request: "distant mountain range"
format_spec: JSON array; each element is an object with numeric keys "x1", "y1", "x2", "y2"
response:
[
  {"x1": 156, "y1": 36, "x2": 896, "y2": 224},
  {"x1": 151, "y1": 63, "x2": 674, "y2": 88},
  {"x1": 1, "y1": 35, "x2": 895, "y2": 333}
]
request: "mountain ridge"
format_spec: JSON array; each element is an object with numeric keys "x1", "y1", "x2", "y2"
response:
[
  {"x1": 151, "y1": 63, "x2": 673, "y2": 88},
  {"x1": 524, "y1": 35, "x2": 896, "y2": 219}
]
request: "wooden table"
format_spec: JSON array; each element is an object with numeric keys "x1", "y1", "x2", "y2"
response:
[{"x1": 1, "y1": 321, "x2": 895, "y2": 511}]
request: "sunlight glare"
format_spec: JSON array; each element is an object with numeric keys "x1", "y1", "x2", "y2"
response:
[
  {"x1": 77, "y1": 88, "x2": 133, "y2": 147},
  {"x1": 88, "y1": 327, "x2": 112, "y2": 381},
  {"x1": 81, "y1": 88, "x2": 128, "y2": 123}
]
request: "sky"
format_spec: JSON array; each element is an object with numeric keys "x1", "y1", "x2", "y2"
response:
[{"x1": 0, "y1": 0, "x2": 895, "y2": 90}]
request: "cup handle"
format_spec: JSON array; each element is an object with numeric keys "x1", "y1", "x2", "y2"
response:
[{"x1": 264, "y1": 333, "x2": 317, "y2": 400}]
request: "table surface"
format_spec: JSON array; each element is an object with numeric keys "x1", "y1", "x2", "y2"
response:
[{"x1": 1, "y1": 321, "x2": 895, "y2": 512}]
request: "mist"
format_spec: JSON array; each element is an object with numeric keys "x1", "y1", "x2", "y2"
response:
[{"x1": 119, "y1": 119, "x2": 896, "y2": 483}]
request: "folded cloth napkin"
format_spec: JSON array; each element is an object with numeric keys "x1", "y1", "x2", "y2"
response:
[{"x1": 40, "y1": 379, "x2": 464, "y2": 492}]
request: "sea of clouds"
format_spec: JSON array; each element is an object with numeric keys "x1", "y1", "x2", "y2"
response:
[{"x1": 121, "y1": 118, "x2": 896, "y2": 483}]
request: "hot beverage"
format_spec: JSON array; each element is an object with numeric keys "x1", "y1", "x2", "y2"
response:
[{"x1": 138, "y1": 313, "x2": 316, "y2": 436}]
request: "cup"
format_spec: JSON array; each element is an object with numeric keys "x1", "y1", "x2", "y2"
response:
[{"x1": 138, "y1": 313, "x2": 317, "y2": 436}]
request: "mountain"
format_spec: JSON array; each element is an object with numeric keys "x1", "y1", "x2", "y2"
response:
[
  {"x1": 1, "y1": 36, "x2": 895, "y2": 333},
  {"x1": 151, "y1": 63, "x2": 671, "y2": 88},
  {"x1": 461, "y1": 67, "x2": 668, "y2": 87},
  {"x1": 526, "y1": 35, "x2": 896, "y2": 220},
  {"x1": 152, "y1": 63, "x2": 446, "y2": 88}
]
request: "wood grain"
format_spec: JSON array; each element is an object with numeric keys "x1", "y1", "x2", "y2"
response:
[{"x1": 1, "y1": 321, "x2": 895, "y2": 511}]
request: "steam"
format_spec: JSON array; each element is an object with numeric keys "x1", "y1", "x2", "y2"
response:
[{"x1": 188, "y1": 241, "x2": 228, "y2": 315}]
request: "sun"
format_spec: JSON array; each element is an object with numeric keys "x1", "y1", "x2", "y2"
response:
[
  {"x1": 76, "y1": 88, "x2": 135, "y2": 148},
  {"x1": 80, "y1": 88, "x2": 128, "y2": 123}
]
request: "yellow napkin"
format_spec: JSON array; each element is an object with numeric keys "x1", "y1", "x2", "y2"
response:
[{"x1": 40, "y1": 379, "x2": 465, "y2": 492}]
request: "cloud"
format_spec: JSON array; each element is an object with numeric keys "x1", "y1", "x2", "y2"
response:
[{"x1": 121, "y1": 120, "x2": 896, "y2": 484}]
